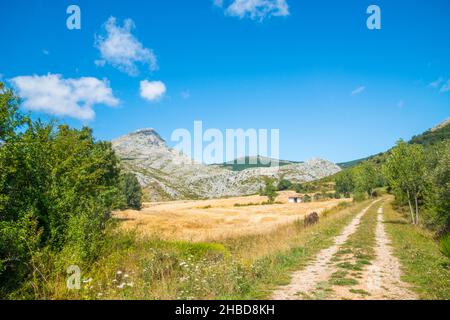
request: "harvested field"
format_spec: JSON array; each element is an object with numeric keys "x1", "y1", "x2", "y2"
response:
[{"x1": 114, "y1": 191, "x2": 351, "y2": 242}]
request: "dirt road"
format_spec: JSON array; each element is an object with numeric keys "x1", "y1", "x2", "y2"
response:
[{"x1": 272, "y1": 200, "x2": 417, "y2": 300}]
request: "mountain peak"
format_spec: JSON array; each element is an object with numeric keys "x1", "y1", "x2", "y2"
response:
[
  {"x1": 112, "y1": 128, "x2": 167, "y2": 157},
  {"x1": 130, "y1": 128, "x2": 165, "y2": 141}
]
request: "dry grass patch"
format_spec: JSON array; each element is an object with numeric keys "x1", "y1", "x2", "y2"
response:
[{"x1": 114, "y1": 191, "x2": 351, "y2": 242}]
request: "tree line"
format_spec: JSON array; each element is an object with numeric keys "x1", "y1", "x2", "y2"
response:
[{"x1": 335, "y1": 139, "x2": 449, "y2": 235}]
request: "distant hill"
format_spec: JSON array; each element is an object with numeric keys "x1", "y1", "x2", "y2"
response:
[
  {"x1": 112, "y1": 129, "x2": 341, "y2": 201},
  {"x1": 410, "y1": 118, "x2": 450, "y2": 146},
  {"x1": 215, "y1": 156, "x2": 301, "y2": 172},
  {"x1": 338, "y1": 119, "x2": 450, "y2": 169},
  {"x1": 338, "y1": 157, "x2": 371, "y2": 169}
]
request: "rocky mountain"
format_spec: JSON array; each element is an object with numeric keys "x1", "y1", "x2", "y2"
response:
[{"x1": 112, "y1": 128, "x2": 341, "y2": 201}]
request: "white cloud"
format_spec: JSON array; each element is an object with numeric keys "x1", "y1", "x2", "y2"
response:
[
  {"x1": 440, "y1": 79, "x2": 450, "y2": 93},
  {"x1": 94, "y1": 59, "x2": 106, "y2": 67},
  {"x1": 95, "y1": 17, "x2": 157, "y2": 76},
  {"x1": 140, "y1": 80, "x2": 166, "y2": 102},
  {"x1": 11, "y1": 74, "x2": 119, "y2": 120},
  {"x1": 180, "y1": 90, "x2": 191, "y2": 99},
  {"x1": 351, "y1": 86, "x2": 366, "y2": 96},
  {"x1": 428, "y1": 77, "x2": 443, "y2": 88},
  {"x1": 214, "y1": 0, "x2": 289, "y2": 21}
]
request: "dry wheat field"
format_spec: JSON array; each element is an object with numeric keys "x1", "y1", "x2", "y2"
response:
[{"x1": 114, "y1": 191, "x2": 351, "y2": 242}]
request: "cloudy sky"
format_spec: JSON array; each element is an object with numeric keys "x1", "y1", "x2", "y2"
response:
[{"x1": 0, "y1": 0, "x2": 449, "y2": 162}]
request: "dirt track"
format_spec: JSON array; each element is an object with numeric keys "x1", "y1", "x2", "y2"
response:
[{"x1": 272, "y1": 200, "x2": 417, "y2": 300}]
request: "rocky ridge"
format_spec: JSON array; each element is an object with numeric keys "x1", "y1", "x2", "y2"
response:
[{"x1": 112, "y1": 128, "x2": 341, "y2": 201}]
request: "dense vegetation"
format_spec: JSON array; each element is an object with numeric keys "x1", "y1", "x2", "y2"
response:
[
  {"x1": 334, "y1": 137, "x2": 449, "y2": 236},
  {"x1": 0, "y1": 83, "x2": 142, "y2": 298},
  {"x1": 410, "y1": 120, "x2": 450, "y2": 146}
]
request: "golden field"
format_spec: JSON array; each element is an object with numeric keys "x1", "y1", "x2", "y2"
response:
[{"x1": 114, "y1": 191, "x2": 351, "y2": 242}]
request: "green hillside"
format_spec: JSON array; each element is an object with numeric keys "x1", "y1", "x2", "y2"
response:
[
  {"x1": 410, "y1": 119, "x2": 450, "y2": 146},
  {"x1": 338, "y1": 119, "x2": 450, "y2": 169},
  {"x1": 338, "y1": 156, "x2": 372, "y2": 169},
  {"x1": 214, "y1": 155, "x2": 300, "y2": 172}
]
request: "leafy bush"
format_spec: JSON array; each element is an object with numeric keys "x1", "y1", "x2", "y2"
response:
[
  {"x1": 0, "y1": 83, "x2": 122, "y2": 297},
  {"x1": 277, "y1": 179, "x2": 292, "y2": 191},
  {"x1": 424, "y1": 140, "x2": 450, "y2": 234},
  {"x1": 293, "y1": 183, "x2": 303, "y2": 193},
  {"x1": 303, "y1": 194, "x2": 311, "y2": 203},
  {"x1": 440, "y1": 235, "x2": 450, "y2": 259},
  {"x1": 260, "y1": 180, "x2": 278, "y2": 204},
  {"x1": 353, "y1": 192, "x2": 366, "y2": 202},
  {"x1": 118, "y1": 173, "x2": 142, "y2": 210}
]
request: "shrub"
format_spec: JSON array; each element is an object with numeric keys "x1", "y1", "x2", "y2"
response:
[
  {"x1": 353, "y1": 192, "x2": 366, "y2": 202},
  {"x1": 119, "y1": 173, "x2": 142, "y2": 210},
  {"x1": 260, "y1": 180, "x2": 278, "y2": 204},
  {"x1": 0, "y1": 84, "x2": 122, "y2": 297},
  {"x1": 277, "y1": 179, "x2": 292, "y2": 191},
  {"x1": 314, "y1": 193, "x2": 322, "y2": 201},
  {"x1": 294, "y1": 183, "x2": 303, "y2": 193},
  {"x1": 424, "y1": 141, "x2": 450, "y2": 234},
  {"x1": 440, "y1": 235, "x2": 450, "y2": 259}
]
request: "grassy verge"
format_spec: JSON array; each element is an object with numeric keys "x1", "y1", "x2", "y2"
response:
[
  {"x1": 229, "y1": 200, "x2": 374, "y2": 299},
  {"x1": 384, "y1": 200, "x2": 450, "y2": 300},
  {"x1": 30, "y1": 200, "x2": 376, "y2": 300}
]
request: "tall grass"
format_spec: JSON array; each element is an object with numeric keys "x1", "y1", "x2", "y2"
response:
[
  {"x1": 383, "y1": 200, "x2": 450, "y2": 300},
  {"x1": 24, "y1": 200, "x2": 371, "y2": 300}
]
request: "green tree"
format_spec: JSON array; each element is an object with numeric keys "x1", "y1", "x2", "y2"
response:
[
  {"x1": 335, "y1": 170, "x2": 355, "y2": 197},
  {"x1": 383, "y1": 140, "x2": 426, "y2": 225},
  {"x1": 354, "y1": 162, "x2": 381, "y2": 198},
  {"x1": 277, "y1": 179, "x2": 292, "y2": 191},
  {"x1": 0, "y1": 83, "x2": 123, "y2": 296},
  {"x1": 293, "y1": 183, "x2": 303, "y2": 193},
  {"x1": 424, "y1": 140, "x2": 450, "y2": 233},
  {"x1": 119, "y1": 173, "x2": 142, "y2": 210},
  {"x1": 261, "y1": 180, "x2": 278, "y2": 204}
]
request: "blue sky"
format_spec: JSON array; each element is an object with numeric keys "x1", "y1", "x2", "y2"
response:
[{"x1": 0, "y1": 0, "x2": 449, "y2": 163}]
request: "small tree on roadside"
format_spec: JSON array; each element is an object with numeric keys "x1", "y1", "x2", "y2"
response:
[
  {"x1": 383, "y1": 140, "x2": 427, "y2": 225},
  {"x1": 423, "y1": 140, "x2": 450, "y2": 233},
  {"x1": 335, "y1": 170, "x2": 355, "y2": 197},
  {"x1": 354, "y1": 162, "x2": 381, "y2": 198}
]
